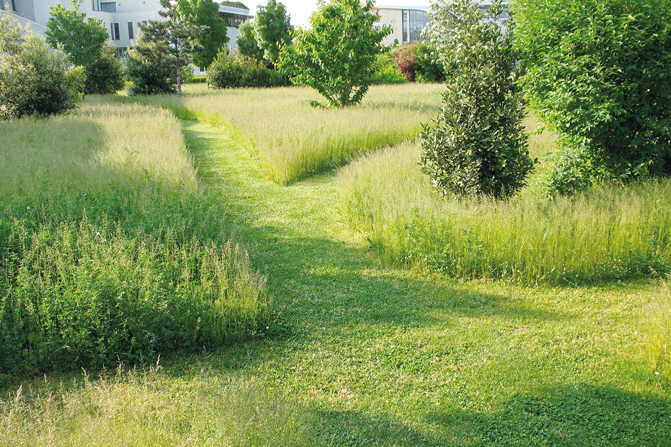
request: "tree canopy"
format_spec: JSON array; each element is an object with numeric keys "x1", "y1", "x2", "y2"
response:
[
  {"x1": 176, "y1": 0, "x2": 229, "y2": 68},
  {"x1": 515, "y1": 0, "x2": 671, "y2": 192},
  {"x1": 236, "y1": 0, "x2": 292, "y2": 67},
  {"x1": 44, "y1": 0, "x2": 108, "y2": 66},
  {"x1": 278, "y1": 0, "x2": 391, "y2": 107}
]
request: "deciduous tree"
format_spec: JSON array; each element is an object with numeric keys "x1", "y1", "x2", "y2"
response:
[
  {"x1": 45, "y1": 0, "x2": 108, "y2": 67},
  {"x1": 236, "y1": 0, "x2": 291, "y2": 68},
  {"x1": 515, "y1": 0, "x2": 671, "y2": 193},
  {"x1": 278, "y1": 0, "x2": 391, "y2": 107},
  {"x1": 176, "y1": 0, "x2": 229, "y2": 68}
]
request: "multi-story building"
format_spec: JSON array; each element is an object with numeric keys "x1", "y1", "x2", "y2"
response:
[
  {"x1": 1, "y1": 0, "x2": 252, "y2": 56},
  {"x1": 376, "y1": 1, "x2": 509, "y2": 47}
]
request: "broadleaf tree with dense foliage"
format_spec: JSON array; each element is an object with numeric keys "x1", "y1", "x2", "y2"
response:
[
  {"x1": 278, "y1": 0, "x2": 392, "y2": 107},
  {"x1": 236, "y1": 0, "x2": 292, "y2": 68},
  {"x1": 45, "y1": 0, "x2": 123, "y2": 94},
  {"x1": 0, "y1": 15, "x2": 84, "y2": 120},
  {"x1": 420, "y1": 0, "x2": 533, "y2": 199},
  {"x1": 45, "y1": 0, "x2": 108, "y2": 67},
  {"x1": 176, "y1": 0, "x2": 229, "y2": 68},
  {"x1": 514, "y1": 0, "x2": 671, "y2": 194},
  {"x1": 126, "y1": 0, "x2": 205, "y2": 96}
]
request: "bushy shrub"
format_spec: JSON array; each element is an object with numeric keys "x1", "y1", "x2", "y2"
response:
[
  {"x1": 0, "y1": 16, "x2": 84, "y2": 120},
  {"x1": 84, "y1": 44, "x2": 125, "y2": 94},
  {"x1": 515, "y1": 0, "x2": 671, "y2": 189},
  {"x1": 371, "y1": 52, "x2": 407, "y2": 85},
  {"x1": 391, "y1": 43, "x2": 418, "y2": 81},
  {"x1": 421, "y1": 0, "x2": 533, "y2": 198},
  {"x1": 389, "y1": 43, "x2": 445, "y2": 84},
  {"x1": 415, "y1": 43, "x2": 445, "y2": 83},
  {"x1": 207, "y1": 50, "x2": 289, "y2": 88},
  {"x1": 125, "y1": 42, "x2": 177, "y2": 95}
]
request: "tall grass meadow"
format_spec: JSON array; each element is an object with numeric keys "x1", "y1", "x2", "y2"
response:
[
  {"x1": 0, "y1": 101, "x2": 271, "y2": 374},
  {"x1": 338, "y1": 140, "x2": 671, "y2": 285},
  {"x1": 119, "y1": 83, "x2": 444, "y2": 184}
]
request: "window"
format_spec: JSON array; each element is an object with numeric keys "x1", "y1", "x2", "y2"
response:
[
  {"x1": 128, "y1": 22, "x2": 134, "y2": 40},
  {"x1": 402, "y1": 10, "x2": 408, "y2": 43},
  {"x1": 110, "y1": 22, "x2": 120, "y2": 40},
  {"x1": 101, "y1": 2, "x2": 117, "y2": 12},
  {"x1": 408, "y1": 10, "x2": 428, "y2": 42},
  {"x1": 115, "y1": 47, "x2": 127, "y2": 58},
  {"x1": 11, "y1": 0, "x2": 16, "y2": 11},
  {"x1": 92, "y1": 0, "x2": 100, "y2": 11}
]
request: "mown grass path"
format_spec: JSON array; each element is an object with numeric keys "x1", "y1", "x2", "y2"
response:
[{"x1": 177, "y1": 120, "x2": 671, "y2": 446}]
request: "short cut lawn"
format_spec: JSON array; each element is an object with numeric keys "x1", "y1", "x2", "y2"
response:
[{"x1": 1, "y1": 86, "x2": 670, "y2": 446}]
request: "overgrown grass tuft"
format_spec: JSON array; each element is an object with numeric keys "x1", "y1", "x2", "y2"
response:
[
  {"x1": 117, "y1": 84, "x2": 444, "y2": 185},
  {"x1": 0, "y1": 364, "x2": 308, "y2": 446},
  {"x1": 0, "y1": 101, "x2": 271, "y2": 374},
  {"x1": 338, "y1": 141, "x2": 671, "y2": 285}
]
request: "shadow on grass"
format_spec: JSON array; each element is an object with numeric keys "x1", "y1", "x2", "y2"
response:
[
  {"x1": 299, "y1": 384, "x2": 671, "y2": 446},
  {"x1": 427, "y1": 384, "x2": 671, "y2": 446}
]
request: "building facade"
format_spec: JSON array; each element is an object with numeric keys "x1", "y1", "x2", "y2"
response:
[
  {"x1": 1, "y1": 0, "x2": 251, "y2": 55},
  {"x1": 376, "y1": 1, "x2": 509, "y2": 47}
]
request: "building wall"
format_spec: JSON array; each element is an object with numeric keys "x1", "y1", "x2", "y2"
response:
[
  {"x1": 377, "y1": 2, "x2": 509, "y2": 48},
  {"x1": 377, "y1": 6, "x2": 430, "y2": 47},
  {"x1": 377, "y1": 7, "x2": 403, "y2": 47},
  {"x1": 7, "y1": 0, "x2": 249, "y2": 55}
]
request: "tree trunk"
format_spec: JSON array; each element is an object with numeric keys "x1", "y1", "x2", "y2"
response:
[{"x1": 177, "y1": 68, "x2": 182, "y2": 97}]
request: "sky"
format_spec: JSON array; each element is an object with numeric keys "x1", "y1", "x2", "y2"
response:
[{"x1": 248, "y1": 0, "x2": 431, "y2": 28}]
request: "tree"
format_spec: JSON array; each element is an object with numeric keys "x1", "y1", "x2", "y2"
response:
[
  {"x1": 278, "y1": 0, "x2": 391, "y2": 107},
  {"x1": 253, "y1": 0, "x2": 292, "y2": 67},
  {"x1": 85, "y1": 44, "x2": 125, "y2": 94},
  {"x1": 176, "y1": 0, "x2": 229, "y2": 68},
  {"x1": 420, "y1": 0, "x2": 533, "y2": 199},
  {"x1": 220, "y1": 1, "x2": 248, "y2": 8},
  {"x1": 45, "y1": 0, "x2": 123, "y2": 94},
  {"x1": 127, "y1": 0, "x2": 205, "y2": 96},
  {"x1": 1, "y1": 15, "x2": 84, "y2": 120},
  {"x1": 515, "y1": 0, "x2": 671, "y2": 192},
  {"x1": 236, "y1": 0, "x2": 292, "y2": 68},
  {"x1": 126, "y1": 41, "x2": 177, "y2": 95},
  {"x1": 45, "y1": 0, "x2": 108, "y2": 67},
  {"x1": 236, "y1": 21, "x2": 264, "y2": 62}
]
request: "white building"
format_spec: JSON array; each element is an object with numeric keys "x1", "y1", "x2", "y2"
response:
[
  {"x1": 1, "y1": 0, "x2": 252, "y2": 56},
  {"x1": 376, "y1": 1, "x2": 509, "y2": 47}
]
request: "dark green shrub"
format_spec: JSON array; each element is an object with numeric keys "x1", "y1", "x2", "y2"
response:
[
  {"x1": 420, "y1": 0, "x2": 533, "y2": 198},
  {"x1": 84, "y1": 45, "x2": 125, "y2": 94},
  {"x1": 515, "y1": 0, "x2": 671, "y2": 189},
  {"x1": 207, "y1": 51, "x2": 289, "y2": 88},
  {"x1": 0, "y1": 17, "x2": 84, "y2": 120},
  {"x1": 125, "y1": 42, "x2": 177, "y2": 95}
]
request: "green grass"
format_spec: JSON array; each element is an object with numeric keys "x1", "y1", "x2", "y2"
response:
[
  {"x1": 0, "y1": 101, "x2": 271, "y2": 373},
  {"x1": 117, "y1": 83, "x2": 444, "y2": 185},
  {"x1": 337, "y1": 133, "x2": 671, "y2": 286},
  {"x1": 0, "y1": 88, "x2": 669, "y2": 446}
]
